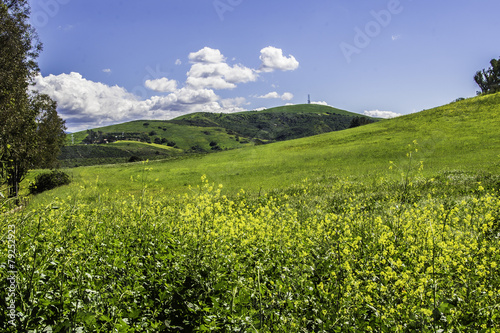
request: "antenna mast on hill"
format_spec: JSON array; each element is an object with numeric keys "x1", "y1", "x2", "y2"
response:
[{"x1": 308, "y1": 94, "x2": 311, "y2": 104}]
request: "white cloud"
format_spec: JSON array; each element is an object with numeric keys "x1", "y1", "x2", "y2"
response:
[
  {"x1": 259, "y1": 46, "x2": 299, "y2": 72},
  {"x1": 34, "y1": 72, "x2": 149, "y2": 130},
  {"x1": 257, "y1": 91, "x2": 294, "y2": 101},
  {"x1": 102, "y1": 68, "x2": 112, "y2": 73},
  {"x1": 186, "y1": 75, "x2": 237, "y2": 90},
  {"x1": 173, "y1": 87, "x2": 218, "y2": 105},
  {"x1": 175, "y1": 59, "x2": 182, "y2": 65},
  {"x1": 391, "y1": 34, "x2": 402, "y2": 41},
  {"x1": 311, "y1": 101, "x2": 328, "y2": 106},
  {"x1": 258, "y1": 92, "x2": 280, "y2": 99},
  {"x1": 188, "y1": 47, "x2": 226, "y2": 64},
  {"x1": 254, "y1": 107, "x2": 268, "y2": 111},
  {"x1": 145, "y1": 78, "x2": 178, "y2": 93},
  {"x1": 186, "y1": 61, "x2": 257, "y2": 90},
  {"x1": 220, "y1": 97, "x2": 248, "y2": 112},
  {"x1": 363, "y1": 110, "x2": 402, "y2": 119},
  {"x1": 34, "y1": 73, "x2": 223, "y2": 132}
]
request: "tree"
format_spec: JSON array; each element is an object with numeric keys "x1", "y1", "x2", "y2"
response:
[
  {"x1": 474, "y1": 57, "x2": 500, "y2": 95},
  {"x1": 0, "y1": 0, "x2": 66, "y2": 198},
  {"x1": 349, "y1": 116, "x2": 374, "y2": 129},
  {"x1": 31, "y1": 93, "x2": 67, "y2": 168}
]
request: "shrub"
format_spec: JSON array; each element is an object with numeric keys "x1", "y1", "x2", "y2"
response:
[
  {"x1": 128, "y1": 155, "x2": 142, "y2": 163},
  {"x1": 29, "y1": 170, "x2": 71, "y2": 195}
]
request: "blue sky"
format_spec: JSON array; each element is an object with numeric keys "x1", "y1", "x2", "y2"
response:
[{"x1": 29, "y1": 0, "x2": 500, "y2": 132}]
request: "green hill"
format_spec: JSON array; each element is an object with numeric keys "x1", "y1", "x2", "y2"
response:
[
  {"x1": 171, "y1": 104, "x2": 373, "y2": 142},
  {"x1": 60, "y1": 104, "x2": 374, "y2": 167},
  {"x1": 45, "y1": 92, "x2": 500, "y2": 197},
  {"x1": 58, "y1": 141, "x2": 183, "y2": 168}
]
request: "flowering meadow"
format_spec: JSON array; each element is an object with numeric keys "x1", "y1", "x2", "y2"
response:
[{"x1": 1, "y1": 164, "x2": 500, "y2": 332}]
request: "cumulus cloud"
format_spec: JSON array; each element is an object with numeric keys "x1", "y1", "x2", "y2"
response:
[
  {"x1": 175, "y1": 59, "x2": 182, "y2": 65},
  {"x1": 311, "y1": 101, "x2": 329, "y2": 106},
  {"x1": 145, "y1": 78, "x2": 178, "y2": 93},
  {"x1": 34, "y1": 72, "x2": 221, "y2": 132},
  {"x1": 102, "y1": 68, "x2": 112, "y2": 73},
  {"x1": 186, "y1": 51, "x2": 257, "y2": 90},
  {"x1": 34, "y1": 72, "x2": 149, "y2": 130},
  {"x1": 189, "y1": 47, "x2": 226, "y2": 64},
  {"x1": 259, "y1": 46, "x2": 299, "y2": 72},
  {"x1": 257, "y1": 91, "x2": 294, "y2": 101},
  {"x1": 363, "y1": 110, "x2": 402, "y2": 119},
  {"x1": 257, "y1": 92, "x2": 280, "y2": 99},
  {"x1": 220, "y1": 97, "x2": 248, "y2": 113}
]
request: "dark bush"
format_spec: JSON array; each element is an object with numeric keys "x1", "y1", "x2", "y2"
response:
[
  {"x1": 191, "y1": 145, "x2": 206, "y2": 153},
  {"x1": 128, "y1": 156, "x2": 142, "y2": 163},
  {"x1": 29, "y1": 170, "x2": 71, "y2": 195}
]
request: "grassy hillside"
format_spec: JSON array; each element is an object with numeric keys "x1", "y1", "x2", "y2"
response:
[
  {"x1": 66, "y1": 120, "x2": 252, "y2": 151},
  {"x1": 33, "y1": 92, "x2": 500, "y2": 201},
  {"x1": 171, "y1": 104, "x2": 374, "y2": 141},
  {"x1": 58, "y1": 141, "x2": 183, "y2": 168},
  {"x1": 61, "y1": 104, "x2": 374, "y2": 166}
]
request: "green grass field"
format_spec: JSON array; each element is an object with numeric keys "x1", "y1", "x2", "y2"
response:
[{"x1": 1, "y1": 93, "x2": 500, "y2": 331}]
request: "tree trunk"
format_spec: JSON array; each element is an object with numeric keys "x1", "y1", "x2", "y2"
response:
[{"x1": 7, "y1": 164, "x2": 19, "y2": 199}]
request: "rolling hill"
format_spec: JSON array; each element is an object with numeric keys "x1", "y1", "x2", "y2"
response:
[
  {"x1": 41, "y1": 92, "x2": 500, "y2": 199},
  {"x1": 59, "y1": 104, "x2": 375, "y2": 167}
]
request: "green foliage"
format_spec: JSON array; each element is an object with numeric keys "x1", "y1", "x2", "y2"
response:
[
  {"x1": 2, "y1": 171, "x2": 500, "y2": 331},
  {"x1": 58, "y1": 141, "x2": 181, "y2": 167},
  {"x1": 474, "y1": 57, "x2": 500, "y2": 95},
  {"x1": 28, "y1": 170, "x2": 71, "y2": 194},
  {"x1": 349, "y1": 115, "x2": 375, "y2": 128},
  {"x1": 0, "y1": 1, "x2": 65, "y2": 198},
  {"x1": 128, "y1": 155, "x2": 142, "y2": 163}
]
